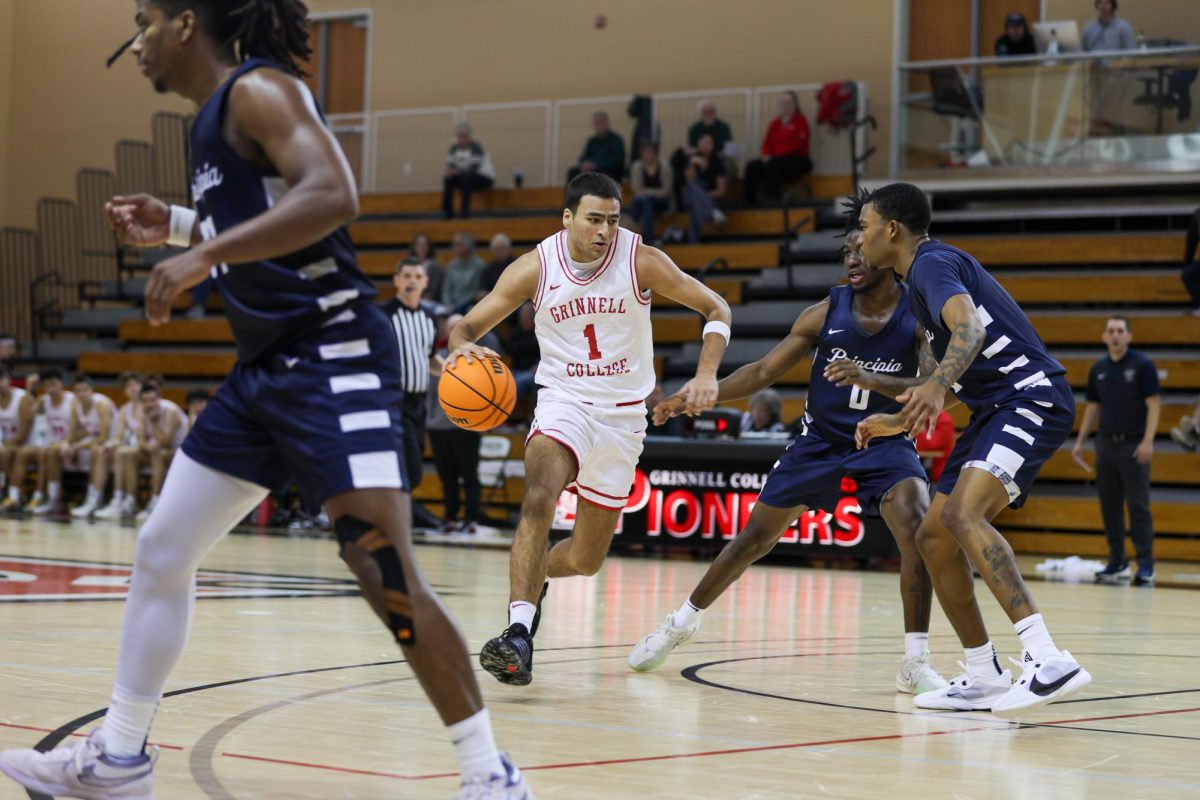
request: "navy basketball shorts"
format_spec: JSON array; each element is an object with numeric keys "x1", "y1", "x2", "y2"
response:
[
  {"x1": 756, "y1": 430, "x2": 927, "y2": 514},
  {"x1": 182, "y1": 302, "x2": 408, "y2": 507},
  {"x1": 936, "y1": 377, "x2": 1074, "y2": 509}
]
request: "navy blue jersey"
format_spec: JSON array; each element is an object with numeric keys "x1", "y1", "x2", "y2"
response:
[
  {"x1": 189, "y1": 59, "x2": 375, "y2": 363},
  {"x1": 906, "y1": 241, "x2": 1065, "y2": 412},
  {"x1": 803, "y1": 283, "x2": 921, "y2": 446}
]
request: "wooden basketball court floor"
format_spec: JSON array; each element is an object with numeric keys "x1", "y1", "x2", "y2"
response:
[{"x1": 1, "y1": 517, "x2": 1198, "y2": 799}]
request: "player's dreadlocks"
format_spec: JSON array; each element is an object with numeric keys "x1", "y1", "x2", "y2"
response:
[
  {"x1": 840, "y1": 187, "x2": 872, "y2": 237},
  {"x1": 109, "y1": 1, "x2": 312, "y2": 76}
]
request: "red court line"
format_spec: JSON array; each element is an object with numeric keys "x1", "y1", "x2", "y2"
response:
[
  {"x1": 0, "y1": 722, "x2": 184, "y2": 751},
  {"x1": 217, "y1": 704, "x2": 1200, "y2": 782}
]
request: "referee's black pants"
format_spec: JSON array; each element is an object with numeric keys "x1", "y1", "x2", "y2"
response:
[
  {"x1": 400, "y1": 392, "x2": 441, "y2": 529},
  {"x1": 1094, "y1": 434, "x2": 1155, "y2": 572}
]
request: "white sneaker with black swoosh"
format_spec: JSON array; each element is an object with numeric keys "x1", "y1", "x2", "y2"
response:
[
  {"x1": 912, "y1": 662, "x2": 1012, "y2": 711},
  {"x1": 991, "y1": 649, "x2": 1091, "y2": 718},
  {"x1": 0, "y1": 729, "x2": 157, "y2": 799}
]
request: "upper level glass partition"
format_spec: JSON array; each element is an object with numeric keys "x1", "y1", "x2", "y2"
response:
[{"x1": 897, "y1": 46, "x2": 1200, "y2": 176}]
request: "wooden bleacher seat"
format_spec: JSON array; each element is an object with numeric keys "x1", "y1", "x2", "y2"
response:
[{"x1": 941, "y1": 232, "x2": 1184, "y2": 266}]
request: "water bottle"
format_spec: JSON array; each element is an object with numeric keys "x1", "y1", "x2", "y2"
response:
[
  {"x1": 1137, "y1": 31, "x2": 1148, "y2": 51},
  {"x1": 1046, "y1": 30, "x2": 1060, "y2": 66},
  {"x1": 513, "y1": 169, "x2": 525, "y2": 189}
]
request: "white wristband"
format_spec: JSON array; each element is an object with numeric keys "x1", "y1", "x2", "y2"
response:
[
  {"x1": 167, "y1": 205, "x2": 198, "y2": 248},
  {"x1": 702, "y1": 320, "x2": 731, "y2": 343}
]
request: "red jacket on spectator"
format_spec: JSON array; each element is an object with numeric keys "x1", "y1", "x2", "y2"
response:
[
  {"x1": 760, "y1": 113, "x2": 811, "y2": 159},
  {"x1": 916, "y1": 410, "x2": 956, "y2": 482}
]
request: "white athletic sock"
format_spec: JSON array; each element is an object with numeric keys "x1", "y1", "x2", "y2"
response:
[
  {"x1": 100, "y1": 687, "x2": 160, "y2": 758},
  {"x1": 1014, "y1": 613, "x2": 1060, "y2": 661},
  {"x1": 671, "y1": 600, "x2": 704, "y2": 629},
  {"x1": 964, "y1": 641, "x2": 1002, "y2": 677},
  {"x1": 508, "y1": 601, "x2": 536, "y2": 632},
  {"x1": 113, "y1": 490, "x2": 127, "y2": 504},
  {"x1": 86, "y1": 484, "x2": 101, "y2": 504},
  {"x1": 7, "y1": 486, "x2": 18, "y2": 502},
  {"x1": 447, "y1": 708, "x2": 504, "y2": 782},
  {"x1": 47, "y1": 481, "x2": 61, "y2": 502},
  {"x1": 904, "y1": 632, "x2": 929, "y2": 660}
]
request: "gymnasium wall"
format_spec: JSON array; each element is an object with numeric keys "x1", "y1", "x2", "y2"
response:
[
  {"x1": 0, "y1": 0, "x2": 15, "y2": 225},
  {"x1": 0, "y1": 0, "x2": 897, "y2": 227}
]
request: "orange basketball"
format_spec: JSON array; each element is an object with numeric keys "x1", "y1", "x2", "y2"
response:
[{"x1": 438, "y1": 355, "x2": 517, "y2": 431}]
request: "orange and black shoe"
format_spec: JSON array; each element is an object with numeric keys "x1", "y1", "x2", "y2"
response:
[{"x1": 480, "y1": 623, "x2": 534, "y2": 686}]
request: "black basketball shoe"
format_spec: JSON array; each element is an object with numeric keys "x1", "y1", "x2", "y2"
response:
[{"x1": 480, "y1": 623, "x2": 534, "y2": 686}]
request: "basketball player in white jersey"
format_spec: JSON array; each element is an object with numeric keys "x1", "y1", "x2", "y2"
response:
[
  {"x1": 119, "y1": 382, "x2": 188, "y2": 522},
  {"x1": 95, "y1": 371, "x2": 145, "y2": 520},
  {"x1": 28, "y1": 369, "x2": 76, "y2": 515},
  {"x1": 0, "y1": 368, "x2": 36, "y2": 511},
  {"x1": 448, "y1": 173, "x2": 732, "y2": 686},
  {"x1": 67, "y1": 374, "x2": 117, "y2": 518}
]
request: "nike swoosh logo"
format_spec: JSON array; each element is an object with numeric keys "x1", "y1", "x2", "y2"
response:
[
  {"x1": 1029, "y1": 667, "x2": 1080, "y2": 696},
  {"x1": 547, "y1": 284, "x2": 562, "y2": 291},
  {"x1": 827, "y1": 329, "x2": 845, "y2": 335},
  {"x1": 283, "y1": 357, "x2": 299, "y2": 368}
]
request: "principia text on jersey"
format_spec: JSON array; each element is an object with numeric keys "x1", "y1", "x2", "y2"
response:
[
  {"x1": 825, "y1": 347, "x2": 905, "y2": 374},
  {"x1": 191, "y1": 162, "x2": 224, "y2": 203},
  {"x1": 619, "y1": 468, "x2": 866, "y2": 547}
]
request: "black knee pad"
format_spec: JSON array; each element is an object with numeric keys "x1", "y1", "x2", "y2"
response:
[{"x1": 334, "y1": 515, "x2": 415, "y2": 645}]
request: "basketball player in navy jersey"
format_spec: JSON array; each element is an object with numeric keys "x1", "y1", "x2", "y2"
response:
[
  {"x1": 629, "y1": 197, "x2": 948, "y2": 695},
  {"x1": 0, "y1": 3, "x2": 530, "y2": 798},
  {"x1": 855, "y1": 183, "x2": 1091, "y2": 716}
]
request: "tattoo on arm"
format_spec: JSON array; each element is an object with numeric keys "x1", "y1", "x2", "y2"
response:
[
  {"x1": 917, "y1": 331, "x2": 938, "y2": 377},
  {"x1": 932, "y1": 320, "x2": 985, "y2": 389}
]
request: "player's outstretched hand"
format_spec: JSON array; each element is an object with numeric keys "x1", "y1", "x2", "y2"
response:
[
  {"x1": 676, "y1": 375, "x2": 719, "y2": 416},
  {"x1": 856, "y1": 413, "x2": 903, "y2": 449},
  {"x1": 897, "y1": 380, "x2": 944, "y2": 438},
  {"x1": 144, "y1": 249, "x2": 215, "y2": 326},
  {"x1": 652, "y1": 394, "x2": 686, "y2": 425},
  {"x1": 823, "y1": 359, "x2": 866, "y2": 388},
  {"x1": 445, "y1": 343, "x2": 501, "y2": 368},
  {"x1": 105, "y1": 194, "x2": 171, "y2": 248}
]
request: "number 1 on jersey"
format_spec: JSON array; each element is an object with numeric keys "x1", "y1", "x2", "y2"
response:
[{"x1": 583, "y1": 323, "x2": 602, "y2": 361}]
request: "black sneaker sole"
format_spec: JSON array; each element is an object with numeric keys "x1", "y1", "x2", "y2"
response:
[{"x1": 480, "y1": 637, "x2": 532, "y2": 686}]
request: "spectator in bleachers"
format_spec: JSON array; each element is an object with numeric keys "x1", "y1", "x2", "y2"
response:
[
  {"x1": 1083, "y1": 0, "x2": 1135, "y2": 52},
  {"x1": 64, "y1": 374, "x2": 115, "y2": 519},
  {"x1": 506, "y1": 301, "x2": 540, "y2": 403},
  {"x1": 479, "y1": 233, "x2": 516, "y2": 297},
  {"x1": 124, "y1": 382, "x2": 188, "y2": 522},
  {"x1": 568, "y1": 111, "x2": 626, "y2": 183},
  {"x1": 743, "y1": 91, "x2": 812, "y2": 206},
  {"x1": 995, "y1": 12, "x2": 1037, "y2": 56},
  {"x1": 94, "y1": 372, "x2": 143, "y2": 519},
  {"x1": 185, "y1": 389, "x2": 210, "y2": 426},
  {"x1": 670, "y1": 100, "x2": 735, "y2": 207},
  {"x1": 442, "y1": 123, "x2": 496, "y2": 219},
  {"x1": 0, "y1": 368, "x2": 35, "y2": 512},
  {"x1": 1170, "y1": 397, "x2": 1200, "y2": 452},
  {"x1": 0, "y1": 333, "x2": 33, "y2": 391},
  {"x1": 26, "y1": 369, "x2": 76, "y2": 516},
  {"x1": 683, "y1": 133, "x2": 728, "y2": 243},
  {"x1": 1074, "y1": 317, "x2": 1159, "y2": 585},
  {"x1": 915, "y1": 410, "x2": 957, "y2": 481},
  {"x1": 409, "y1": 233, "x2": 443, "y2": 302},
  {"x1": 630, "y1": 141, "x2": 673, "y2": 241},
  {"x1": 428, "y1": 315, "x2": 484, "y2": 534},
  {"x1": 1183, "y1": 206, "x2": 1200, "y2": 317},
  {"x1": 441, "y1": 232, "x2": 486, "y2": 309},
  {"x1": 740, "y1": 389, "x2": 786, "y2": 434}
]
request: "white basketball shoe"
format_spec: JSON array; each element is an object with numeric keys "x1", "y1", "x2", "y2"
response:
[
  {"x1": 454, "y1": 754, "x2": 534, "y2": 799},
  {"x1": 912, "y1": 662, "x2": 1013, "y2": 711},
  {"x1": 991, "y1": 650, "x2": 1092, "y2": 718},
  {"x1": 0, "y1": 729, "x2": 157, "y2": 800},
  {"x1": 895, "y1": 651, "x2": 950, "y2": 695},
  {"x1": 628, "y1": 614, "x2": 702, "y2": 672}
]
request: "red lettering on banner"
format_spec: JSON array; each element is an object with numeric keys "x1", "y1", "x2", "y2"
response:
[
  {"x1": 663, "y1": 491, "x2": 701, "y2": 538},
  {"x1": 798, "y1": 510, "x2": 834, "y2": 545},
  {"x1": 701, "y1": 492, "x2": 738, "y2": 539},
  {"x1": 833, "y1": 497, "x2": 865, "y2": 546},
  {"x1": 625, "y1": 470, "x2": 651, "y2": 512},
  {"x1": 646, "y1": 487, "x2": 664, "y2": 535}
]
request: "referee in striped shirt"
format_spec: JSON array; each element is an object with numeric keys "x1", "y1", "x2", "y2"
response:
[{"x1": 381, "y1": 258, "x2": 443, "y2": 510}]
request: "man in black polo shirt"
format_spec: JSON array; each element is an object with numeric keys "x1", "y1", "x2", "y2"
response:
[
  {"x1": 382, "y1": 258, "x2": 443, "y2": 527},
  {"x1": 1073, "y1": 317, "x2": 1160, "y2": 585}
]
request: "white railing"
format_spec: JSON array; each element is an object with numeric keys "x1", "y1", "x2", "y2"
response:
[{"x1": 350, "y1": 82, "x2": 870, "y2": 193}]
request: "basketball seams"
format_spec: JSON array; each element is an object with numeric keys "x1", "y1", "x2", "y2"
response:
[
  {"x1": 443, "y1": 365, "x2": 507, "y2": 415},
  {"x1": 439, "y1": 357, "x2": 517, "y2": 430}
]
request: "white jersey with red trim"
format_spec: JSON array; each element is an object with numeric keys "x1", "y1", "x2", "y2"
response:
[
  {"x1": 0, "y1": 388, "x2": 26, "y2": 442},
  {"x1": 532, "y1": 227, "x2": 655, "y2": 405},
  {"x1": 76, "y1": 395, "x2": 115, "y2": 440},
  {"x1": 42, "y1": 392, "x2": 76, "y2": 444}
]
